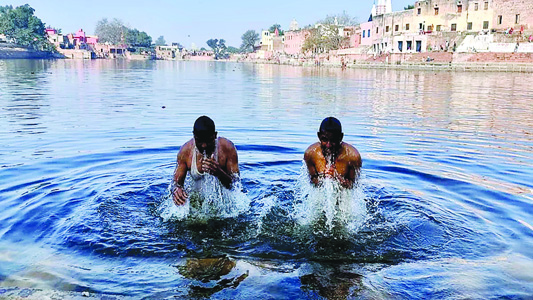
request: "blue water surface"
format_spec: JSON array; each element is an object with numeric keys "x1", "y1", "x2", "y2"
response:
[{"x1": 0, "y1": 59, "x2": 532, "y2": 299}]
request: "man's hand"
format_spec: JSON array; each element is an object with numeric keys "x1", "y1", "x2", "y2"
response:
[
  {"x1": 202, "y1": 157, "x2": 222, "y2": 177},
  {"x1": 324, "y1": 167, "x2": 336, "y2": 178},
  {"x1": 172, "y1": 185, "x2": 188, "y2": 206}
]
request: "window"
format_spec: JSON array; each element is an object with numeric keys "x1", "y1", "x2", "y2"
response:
[
  {"x1": 386, "y1": 26, "x2": 390, "y2": 32},
  {"x1": 428, "y1": 25, "x2": 434, "y2": 31},
  {"x1": 483, "y1": 21, "x2": 489, "y2": 29},
  {"x1": 457, "y1": 5, "x2": 462, "y2": 13},
  {"x1": 467, "y1": 22, "x2": 473, "y2": 30},
  {"x1": 498, "y1": 15, "x2": 502, "y2": 25},
  {"x1": 417, "y1": 8, "x2": 421, "y2": 15},
  {"x1": 484, "y1": 2, "x2": 489, "y2": 10},
  {"x1": 368, "y1": 29, "x2": 371, "y2": 37},
  {"x1": 406, "y1": 24, "x2": 410, "y2": 30},
  {"x1": 363, "y1": 30, "x2": 366, "y2": 38},
  {"x1": 435, "y1": 7, "x2": 439, "y2": 15},
  {"x1": 475, "y1": 3, "x2": 479, "y2": 10},
  {"x1": 451, "y1": 23, "x2": 457, "y2": 31},
  {"x1": 395, "y1": 25, "x2": 399, "y2": 31},
  {"x1": 516, "y1": 14, "x2": 520, "y2": 24},
  {"x1": 407, "y1": 41, "x2": 412, "y2": 50},
  {"x1": 436, "y1": 25, "x2": 441, "y2": 31},
  {"x1": 419, "y1": 23, "x2": 424, "y2": 30},
  {"x1": 398, "y1": 41, "x2": 403, "y2": 52}
]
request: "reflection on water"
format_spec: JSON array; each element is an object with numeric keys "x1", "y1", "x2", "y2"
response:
[
  {"x1": 0, "y1": 60, "x2": 532, "y2": 299},
  {"x1": 178, "y1": 257, "x2": 248, "y2": 298}
]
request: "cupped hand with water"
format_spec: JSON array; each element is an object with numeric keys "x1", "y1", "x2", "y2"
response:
[{"x1": 202, "y1": 157, "x2": 221, "y2": 176}]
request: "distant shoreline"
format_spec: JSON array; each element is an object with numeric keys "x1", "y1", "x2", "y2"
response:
[{"x1": 0, "y1": 44, "x2": 59, "y2": 59}]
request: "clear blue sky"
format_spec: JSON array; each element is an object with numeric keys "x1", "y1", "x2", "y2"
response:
[{"x1": 7, "y1": 0, "x2": 414, "y2": 48}]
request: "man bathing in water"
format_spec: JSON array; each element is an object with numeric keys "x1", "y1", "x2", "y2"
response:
[
  {"x1": 304, "y1": 117, "x2": 362, "y2": 188},
  {"x1": 172, "y1": 116, "x2": 239, "y2": 206}
]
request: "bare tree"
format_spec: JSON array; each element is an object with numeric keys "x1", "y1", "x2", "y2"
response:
[{"x1": 95, "y1": 18, "x2": 127, "y2": 44}]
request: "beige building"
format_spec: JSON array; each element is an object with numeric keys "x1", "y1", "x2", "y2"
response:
[
  {"x1": 155, "y1": 45, "x2": 182, "y2": 60},
  {"x1": 371, "y1": 0, "x2": 533, "y2": 54},
  {"x1": 372, "y1": 9, "x2": 429, "y2": 54},
  {"x1": 492, "y1": 0, "x2": 533, "y2": 32}
]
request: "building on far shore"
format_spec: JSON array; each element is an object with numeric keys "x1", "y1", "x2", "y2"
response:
[
  {"x1": 156, "y1": 45, "x2": 183, "y2": 60},
  {"x1": 257, "y1": 28, "x2": 284, "y2": 59},
  {"x1": 369, "y1": 0, "x2": 533, "y2": 55}
]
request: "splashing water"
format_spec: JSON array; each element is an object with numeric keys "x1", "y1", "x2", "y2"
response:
[
  {"x1": 158, "y1": 171, "x2": 250, "y2": 222},
  {"x1": 293, "y1": 163, "x2": 367, "y2": 233}
]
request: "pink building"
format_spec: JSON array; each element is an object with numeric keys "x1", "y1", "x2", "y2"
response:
[
  {"x1": 86, "y1": 36, "x2": 99, "y2": 45},
  {"x1": 45, "y1": 28, "x2": 57, "y2": 36},
  {"x1": 74, "y1": 29, "x2": 86, "y2": 44},
  {"x1": 360, "y1": 20, "x2": 373, "y2": 46},
  {"x1": 343, "y1": 26, "x2": 361, "y2": 48},
  {"x1": 283, "y1": 29, "x2": 310, "y2": 55}
]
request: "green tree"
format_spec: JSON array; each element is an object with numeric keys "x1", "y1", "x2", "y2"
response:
[
  {"x1": 226, "y1": 46, "x2": 240, "y2": 54},
  {"x1": 0, "y1": 4, "x2": 53, "y2": 50},
  {"x1": 404, "y1": 5, "x2": 415, "y2": 10},
  {"x1": 155, "y1": 35, "x2": 166, "y2": 46},
  {"x1": 268, "y1": 24, "x2": 283, "y2": 35},
  {"x1": 95, "y1": 18, "x2": 127, "y2": 44},
  {"x1": 125, "y1": 28, "x2": 152, "y2": 47},
  {"x1": 240, "y1": 29, "x2": 259, "y2": 53},
  {"x1": 206, "y1": 38, "x2": 227, "y2": 59}
]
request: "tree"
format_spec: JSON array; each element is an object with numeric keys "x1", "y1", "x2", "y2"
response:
[
  {"x1": 268, "y1": 24, "x2": 283, "y2": 35},
  {"x1": 404, "y1": 5, "x2": 415, "y2": 10},
  {"x1": 240, "y1": 29, "x2": 259, "y2": 53},
  {"x1": 319, "y1": 11, "x2": 358, "y2": 26},
  {"x1": 0, "y1": 4, "x2": 53, "y2": 50},
  {"x1": 155, "y1": 35, "x2": 166, "y2": 46},
  {"x1": 226, "y1": 46, "x2": 240, "y2": 54},
  {"x1": 95, "y1": 18, "x2": 127, "y2": 44},
  {"x1": 125, "y1": 28, "x2": 152, "y2": 47},
  {"x1": 302, "y1": 24, "x2": 347, "y2": 54},
  {"x1": 206, "y1": 38, "x2": 227, "y2": 59}
]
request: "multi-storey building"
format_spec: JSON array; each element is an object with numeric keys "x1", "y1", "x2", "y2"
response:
[{"x1": 371, "y1": 0, "x2": 532, "y2": 55}]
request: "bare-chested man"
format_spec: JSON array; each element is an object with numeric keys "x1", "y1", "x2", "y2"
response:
[
  {"x1": 304, "y1": 117, "x2": 362, "y2": 188},
  {"x1": 172, "y1": 116, "x2": 239, "y2": 206}
]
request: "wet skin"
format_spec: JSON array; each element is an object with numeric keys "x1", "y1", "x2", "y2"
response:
[
  {"x1": 304, "y1": 130, "x2": 362, "y2": 188},
  {"x1": 172, "y1": 132, "x2": 239, "y2": 206}
]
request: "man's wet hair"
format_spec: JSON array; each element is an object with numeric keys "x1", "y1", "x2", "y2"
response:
[
  {"x1": 193, "y1": 116, "x2": 216, "y2": 136},
  {"x1": 319, "y1": 117, "x2": 342, "y2": 134}
]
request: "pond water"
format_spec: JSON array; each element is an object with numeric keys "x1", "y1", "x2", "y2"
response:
[{"x1": 0, "y1": 59, "x2": 532, "y2": 299}]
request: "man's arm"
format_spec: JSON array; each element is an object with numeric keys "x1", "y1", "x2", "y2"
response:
[
  {"x1": 172, "y1": 147, "x2": 189, "y2": 206},
  {"x1": 304, "y1": 148, "x2": 320, "y2": 186},
  {"x1": 341, "y1": 148, "x2": 362, "y2": 189}
]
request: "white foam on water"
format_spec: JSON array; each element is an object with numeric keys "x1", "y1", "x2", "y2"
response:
[
  {"x1": 158, "y1": 174, "x2": 250, "y2": 222},
  {"x1": 292, "y1": 163, "x2": 368, "y2": 233}
]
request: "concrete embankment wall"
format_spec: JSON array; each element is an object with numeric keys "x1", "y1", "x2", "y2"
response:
[
  {"x1": 245, "y1": 51, "x2": 533, "y2": 73},
  {"x1": 0, "y1": 43, "x2": 58, "y2": 59}
]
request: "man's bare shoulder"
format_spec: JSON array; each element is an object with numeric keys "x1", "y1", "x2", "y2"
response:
[
  {"x1": 304, "y1": 142, "x2": 321, "y2": 160},
  {"x1": 178, "y1": 139, "x2": 194, "y2": 159},
  {"x1": 218, "y1": 137, "x2": 237, "y2": 152},
  {"x1": 341, "y1": 142, "x2": 362, "y2": 165}
]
